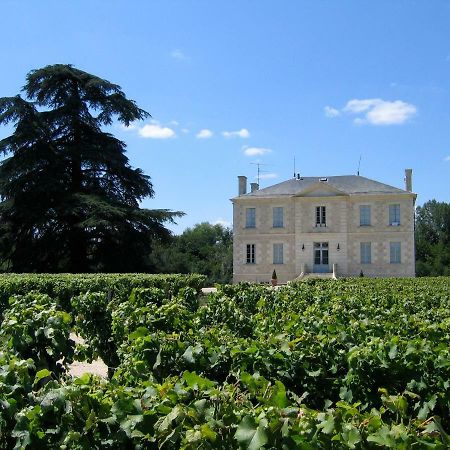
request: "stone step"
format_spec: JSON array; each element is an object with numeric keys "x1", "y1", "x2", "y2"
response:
[{"x1": 294, "y1": 272, "x2": 337, "y2": 281}]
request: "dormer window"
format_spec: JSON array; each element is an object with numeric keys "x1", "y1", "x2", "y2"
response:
[{"x1": 316, "y1": 206, "x2": 326, "y2": 227}]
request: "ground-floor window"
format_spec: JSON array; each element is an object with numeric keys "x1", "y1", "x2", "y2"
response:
[
  {"x1": 246, "y1": 244, "x2": 255, "y2": 264},
  {"x1": 273, "y1": 243, "x2": 284, "y2": 264},
  {"x1": 390, "y1": 242, "x2": 401, "y2": 264},
  {"x1": 360, "y1": 242, "x2": 371, "y2": 264}
]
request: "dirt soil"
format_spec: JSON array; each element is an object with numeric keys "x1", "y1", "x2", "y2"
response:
[{"x1": 68, "y1": 333, "x2": 108, "y2": 378}]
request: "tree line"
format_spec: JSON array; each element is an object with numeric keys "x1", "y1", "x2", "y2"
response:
[{"x1": 415, "y1": 200, "x2": 450, "y2": 276}]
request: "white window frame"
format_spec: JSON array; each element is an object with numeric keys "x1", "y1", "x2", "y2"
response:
[
  {"x1": 246, "y1": 244, "x2": 255, "y2": 264},
  {"x1": 273, "y1": 207, "x2": 284, "y2": 228},
  {"x1": 273, "y1": 243, "x2": 284, "y2": 264},
  {"x1": 315, "y1": 206, "x2": 326, "y2": 227}
]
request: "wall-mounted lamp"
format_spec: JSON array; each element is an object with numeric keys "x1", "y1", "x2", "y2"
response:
[
  {"x1": 301, "y1": 244, "x2": 305, "y2": 251},
  {"x1": 337, "y1": 243, "x2": 340, "y2": 251}
]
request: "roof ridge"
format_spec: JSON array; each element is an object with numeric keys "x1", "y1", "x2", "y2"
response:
[{"x1": 234, "y1": 174, "x2": 413, "y2": 199}]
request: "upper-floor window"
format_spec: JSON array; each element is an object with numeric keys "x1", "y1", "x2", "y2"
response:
[
  {"x1": 316, "y1": 206, "x2": 326, "y2": 227},
  {"x1": 273, "y1": 243, "x2": 284, "y2": 264},
  {"x1": 246, "y1": 244, "x2": 256, "y2": 264},
  {"x1": 390, "y1": 242, "x2": 401, "y2": 264},
  {"x1": 273, "y1": 207, "x2": 284, "y2": 228},
  {"x1": 389, "y1": 204, "x2": 401, "y2": 226},
  {"x1": 245, "y1": 208, "x2": 256, "y2": 228},
  {"x1": 360, "y1": 205, "x2": 371, "y2": 226},
  {"x1": 360, "y1": 242, "x2": 371, "y2": 264}
]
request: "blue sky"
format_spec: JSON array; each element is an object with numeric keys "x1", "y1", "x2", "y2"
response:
[{"x1": 1, "y1": 1, "x2": 450, "y2": 233}]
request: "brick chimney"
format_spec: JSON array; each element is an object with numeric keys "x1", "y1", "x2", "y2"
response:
[
  {"x1": 404, "y1": 169, "x2": 412, "y2": 192},
  {"x1": 238, "y1": 176, "x2": 247, "y2": 196}
]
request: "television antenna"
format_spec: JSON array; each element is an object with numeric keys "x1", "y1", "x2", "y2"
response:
[
  {"x1": 357, "y1": 155, "x2": 362, "y2": 176},
  {"x1": 250, "y1": 162, "x2": 270, "y2": 185}
]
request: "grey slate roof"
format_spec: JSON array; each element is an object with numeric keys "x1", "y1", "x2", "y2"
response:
[{"x1": 236, "y1": 175, "x2": 410, "y2": 198}]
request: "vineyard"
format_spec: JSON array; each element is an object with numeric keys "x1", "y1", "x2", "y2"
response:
[{"x1": 0, "y1": 274, "x2": 450, "y2": 449}]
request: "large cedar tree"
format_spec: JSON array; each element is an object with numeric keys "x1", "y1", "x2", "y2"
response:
[{"x1": 0, "y1": 64, "x2": 182, "y2": 272}]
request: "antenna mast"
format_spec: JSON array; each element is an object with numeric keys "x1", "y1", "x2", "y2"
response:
[
  {"x1": 293, "y1": 156, "x2": 296, "y2": 177},
  {"x1": 357, "y1": 155, "x2": 362, "y2": 176},
  {"x1": 250, "y1": 162, "x2": 269, "y2": 185}
]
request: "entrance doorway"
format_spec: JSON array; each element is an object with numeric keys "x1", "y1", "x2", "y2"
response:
[{"x1": 313, "y1": 242, "x2": 329, "y2": 273}]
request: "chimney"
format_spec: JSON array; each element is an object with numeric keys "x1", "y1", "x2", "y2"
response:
[
  {"x1": 250, "y1": 182, "x2": 259, "y2": 193},
  {"x1": 238, "y1": 176, "x2": 247, "y2": 196},
  {"x1": 404, "y1": 169, "x2": 412, "y2": 192}
]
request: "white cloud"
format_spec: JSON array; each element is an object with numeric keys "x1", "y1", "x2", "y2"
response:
[
  {"x1": 366, "y1": 101, "x2": 416, "y2": 125},
  {"x1": 213, "y1": 218, "x2": 231, "y2": 228},
  {"x1": 138, "y1": 123, "x2": 176, "y2": 139},
  {"x1": 243, "y1": 146, "x2": 271, "y2": 157},
  {"x1": 326, "y1": 98, "x2": 417, "y2": 125},
  {"x1": 196, "y1": 129, "x2": 213, "y2": 139},
  {"x1": 259, "y1": 172, "x2": 278, "y2": 179},
  {"x1": 343, "y1": 98, "x2": 417, "y2": 125},
  {"x1": 324, "y1": 106, "x2": 340, "y2": 118},
  {"x1": 170, "y1": 49, "x2": 189, "y2": 61},
  {"x1": 170, "y1": 120, "x2": 179, "y2": 126},
  {"x1": 222, "y1": 128, "x2": 250, "y2": 138},
  {"x1": 444, "y1": 156, "x2": 450, "y2": 162},
  {"x1": 181, "y1": 128, "x2": 190, "y2": 133},
  {"x1": 343, "y1": 99, "x2": 380, "y2": 114}
]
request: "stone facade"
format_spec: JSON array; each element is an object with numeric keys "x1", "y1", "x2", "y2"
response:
[{"x1": 232, "y1": 173, "x2": 416, "y2": 283}]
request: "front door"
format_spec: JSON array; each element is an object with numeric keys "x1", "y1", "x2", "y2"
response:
[{"x1": 313, "y1": 242, "x2": 329, "y2": 273}]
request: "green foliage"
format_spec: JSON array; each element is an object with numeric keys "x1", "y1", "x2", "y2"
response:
[
  {"x1": 150, "y1": 222, "x2": 233, "y2": 285},
  {"x1": 71, "y1": 291, "x2": 119, "y2": 378},
  {"x1": 1, "y1": 276, "x2": 450, "y2": 448},
  {"x1": 69, "y1": 276, "x2": 204, "y2": 377},
  {"x1": 0, "y1": 64, "x2": 183, "y2": 273},
  {"x1": 0, "y1": 272, "x2": 206, "y2": 321},
  {"x1": 0, "y1": 292, "x2": 74, "y2": 376},
  {"x1": 416, "y1": 200, "x2": 450, "y2": 276}
]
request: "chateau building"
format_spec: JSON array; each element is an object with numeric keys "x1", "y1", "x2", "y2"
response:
[{"x1": 232, "y1": 170, "x2": 416, "y2": 283}]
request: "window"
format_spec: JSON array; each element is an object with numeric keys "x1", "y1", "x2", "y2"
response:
[
  {"x1": 360, "y1": 242, "x2": 371, "y2": 264},
  {"x1": 245, "y1": 208, "x2": 256, "y2": 228},
  {"x1": 390, "y1": 242, "x2": 401, "y2": 264},
  {"x1": 316, "y1": 206, "x2": 326, "y2": 227},
  {"x1": 389, "y1": 204, "x2": 400, "y2": 226},
  {"x1": 360, "y1": 205, "x2": 371, "y2": 226},
  {"x1": 273, "y1": 243, "x2": 284, "y2": 264},
  {"x1": 273, "y1": 207, "x2": 284, "y2": 228},
  {"x1": 246, "y1": 244, "x2": 255, "y2": 264}
]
